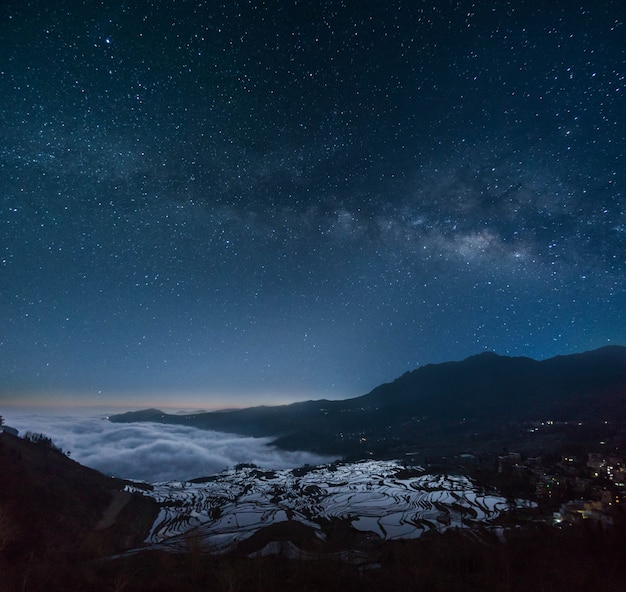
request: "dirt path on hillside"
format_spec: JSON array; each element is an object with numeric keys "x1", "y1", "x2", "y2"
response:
[{"x1": 95, "y1": 490, "x2": 132, "y2": 530}]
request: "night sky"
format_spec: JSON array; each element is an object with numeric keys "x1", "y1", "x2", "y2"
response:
[{"x1": 2, "y1": 1, "x2": 625, "y2": 410}]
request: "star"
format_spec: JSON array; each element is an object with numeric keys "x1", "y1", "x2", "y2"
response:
[{"x1": 0, "y1": 0, "x2": 624, "y2": 409}]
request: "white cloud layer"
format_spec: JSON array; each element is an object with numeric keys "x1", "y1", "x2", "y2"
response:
[{"x1": 4, "y1": 413, "x2": 335, "y2": 483}]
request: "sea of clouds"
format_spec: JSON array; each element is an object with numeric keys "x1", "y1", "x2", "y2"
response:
[{"x1": 5, "y1": 412, "x2": 335, "y2": 483}]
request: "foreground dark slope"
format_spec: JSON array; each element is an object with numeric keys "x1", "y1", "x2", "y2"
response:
[
  {"x1": 0, "y1": 432, "x2": 158, "y2": 591},
  {"x1": 110, "y1": 346, "x2": 626, "y2": 455}
]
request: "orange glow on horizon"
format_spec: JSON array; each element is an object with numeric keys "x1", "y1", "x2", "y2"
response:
[{"x1": 1, "y1": 388, "x2": 336, "y2": 414}]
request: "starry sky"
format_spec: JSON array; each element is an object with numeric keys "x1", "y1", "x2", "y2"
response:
[{"x1": 1, "y1": 1, "x2": 625, "y2": 410}]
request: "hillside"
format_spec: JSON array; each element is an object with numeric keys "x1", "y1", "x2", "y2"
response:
[
  {"x1": 110, "y1": 346, "x2": 626, "y2": 457},
  {"x1": 133, "y1": 459, "x2": 509, "y2": 559},
  {"x1": 356, "y1": 346, "x2": 626, "y2": 419},
  {"x1": 0, "y1": 432, "x2": 158, "y2": 591}
]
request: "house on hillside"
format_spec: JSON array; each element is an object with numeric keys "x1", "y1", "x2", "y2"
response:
[{"x1": 556, "y1": 499, "x2": 614, "y2": 528}]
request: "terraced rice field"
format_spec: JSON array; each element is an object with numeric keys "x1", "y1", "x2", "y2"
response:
[{"x1": 129, "y1": 460, "x2": 509, "y2": 554}]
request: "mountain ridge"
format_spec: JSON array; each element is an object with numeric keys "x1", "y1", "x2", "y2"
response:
[{"x1": 109, "y1": 346, "x2": 626, "y2": 456}]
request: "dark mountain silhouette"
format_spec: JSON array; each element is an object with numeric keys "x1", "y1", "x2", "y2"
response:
[
  {"x1": 110, "y1": 346, "x2": 626, "y2": 456},
  {"x1": 352, "y1": 345, "x2": 626, "y2": 421}
]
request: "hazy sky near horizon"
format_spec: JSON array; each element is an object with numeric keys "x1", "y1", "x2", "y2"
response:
[{"x1": 2, "y1": 1, "x2": 625, "y2": 409}]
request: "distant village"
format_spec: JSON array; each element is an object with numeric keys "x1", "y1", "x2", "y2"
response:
[
  {"x1": 503, "y1": 447, "x2": 626, "y2": 528},
  {"x1": 335, "y1": 414, "x2": 626, "y2": 530},
  {"x1": 471, "y1": 419, "x2": 626, "y2": 529}
]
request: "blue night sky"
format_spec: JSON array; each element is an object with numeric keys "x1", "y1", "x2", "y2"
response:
[{"x1": 1, "y1": 1, "x2": 625, "y2": 410}]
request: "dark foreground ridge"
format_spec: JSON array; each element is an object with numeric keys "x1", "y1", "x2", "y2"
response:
[
  {"x1": 0, "y1": 431, "x2": 159, "y2": 591},
  {"x1": 110, "y1": 345, "x2": 626, "y2": 458}
]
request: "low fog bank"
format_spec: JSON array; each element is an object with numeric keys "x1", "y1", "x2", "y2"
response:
[{"x1": 4, "y1": 413, "x2": 336, "y2": 482}]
